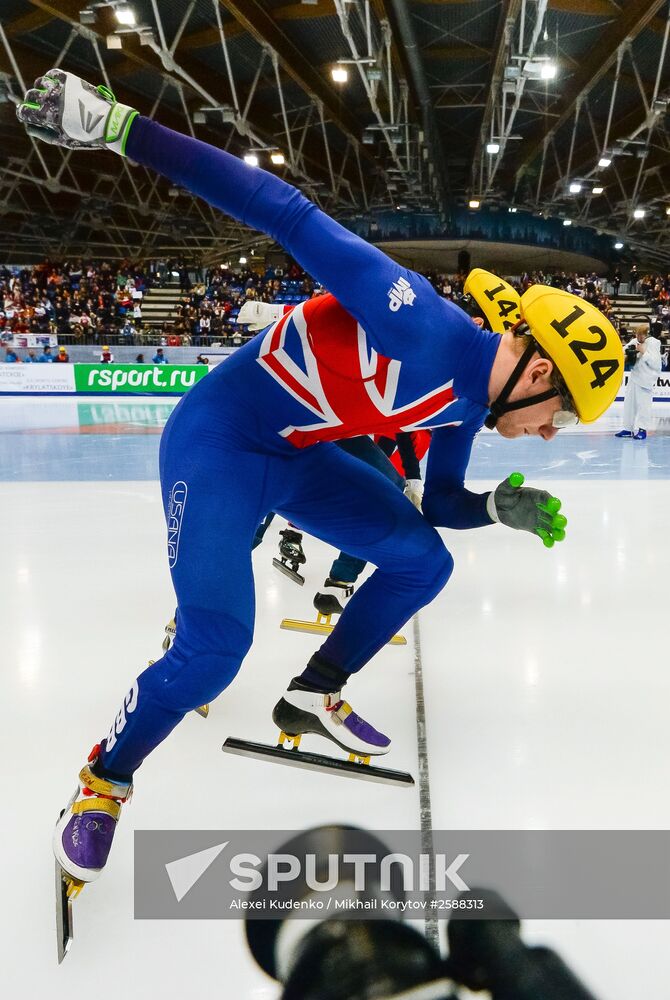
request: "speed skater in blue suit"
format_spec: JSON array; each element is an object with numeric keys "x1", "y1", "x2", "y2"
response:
[{"x1": 17, "y1": 68, "x2": 623, "y2": 887}]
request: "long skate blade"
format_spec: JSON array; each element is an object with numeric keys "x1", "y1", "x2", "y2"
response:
[
  {"x1": 55, "y1": 802, "x2": 85, "y2": 963},
  {"x1": 222, "y1": 737, "x2": 414, "y2": 787},
  {"x1": 195, "y1": 703, "x2": 210, "y2": 718},
  {"x1": 55, "y1": 858, "x2": 73, "y2": 964},
  {"x1": 272, "y1": 558, "x2": 305, "y2": 586},
  {"x1": 280, "y1": 618, "x2": 407, "y2": 646}
]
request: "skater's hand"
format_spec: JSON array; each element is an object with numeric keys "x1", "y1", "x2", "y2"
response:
[
  {"x1": 487, "y1": 472, "x2": 567, "y2": 548},
  {"x1": 17, "y1": 68, "x2": 137, "y2": 154},
  {"x1": 403, "y1": 478, "x2": 424, "y2": 511}
]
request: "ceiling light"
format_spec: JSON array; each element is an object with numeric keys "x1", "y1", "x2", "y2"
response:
[
  {"x1": 115, "y1": 5, "x2": 136, "y2": 25},
  {"x1": 598, "y1": 156, "x2": 612, "y2": 167},
  {"x1": 563, "y1": 219, "x2": 572, "y2": 226},
  {"x1": 270, "y1": 152, "x2": 285, "y2": 165},
  {"x1": 79, "y1": 8, "x2": 96, "y2": 24},
  {"x1": 666, "y1": 206, "x2": 670, "y2": 216},
  {"x1": 193, "y1": 111, "x2": 206, "y2": 125},
  {"x1": 569, "y1": 182, "x2": 582, "y2": 194},
  {"x1": 239, "y1": 256, "x2": 247, "y2": 264},
  {"x1": 592, "y1": 186, "x2": 604, "y2": 195},
  {"x1": 486, "y1": 142, "x2": 500, "y2": 154},
  {"x1": 331, "y1": 65, "x2": 348, "y2": 83},
  {"x1": 540, "y1": 62, "x2": 557, "y2": 80},
  {"x1": 614, "y1": 241, "x2": 624, "y2": 250},
  {"x1": 508, "y1": 206, "x2": 517, "y2": 213},
  {"x1": 106, "y1": 34, "x2": 122, "y2": 49},
  {"x1": 468, "y1": 199, "x2": 480, "y2": 209},
  {"x1": 243, "y1": 153, "x2": 259, "y2": 167},
  {"x1": 633, "y1": 208, "x2": 645, "y2": 219}
]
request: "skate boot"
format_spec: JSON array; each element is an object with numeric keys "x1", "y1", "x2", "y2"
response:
[
  {"x1": 281, "y1": 579, "x2": 406, "y2": 645},
  {"x1": 54, "y1": 745, "x2": 132, "y2": 887},
  {"x1": 54, "y1": 745, "x2": 132, "y2": 961},
  {"x1": 160, "y1": 612, "x2": 209, "y2": 718},
  {"x1": 272, "y1": 680, "x2": 391, "y2": 762},
  {"x1": 634, "y1": 428, "x2": 647, "y2": 440},
  {"x1": 615, "y1": 429, "x2": 633, "y2": 438},
  {"x1": 273, "y1": 528, "x2": 307, "y2": 586},
  {"x1": 314, "y1": 577, "x2": 355, "y2": 617}
]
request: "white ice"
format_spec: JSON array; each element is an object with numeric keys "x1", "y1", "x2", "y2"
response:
[{"x1": 1, "y1": 397, "x2": 669, "y2": 998}]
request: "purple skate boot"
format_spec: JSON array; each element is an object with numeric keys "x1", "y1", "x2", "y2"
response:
[
  {"x1": 53, "y1": 745, "x2": 132, "y2": 961},
  {"x1": 272, "y1": 682, "x2": 391, "y2": 759},
  {"x1": 54, "y1": 744, "x2": 132, "y2": 885}
]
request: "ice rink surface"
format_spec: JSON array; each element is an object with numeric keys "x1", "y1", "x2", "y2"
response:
[{"x1": 2, "y1": 395, "x2": 669, "y2": 998}]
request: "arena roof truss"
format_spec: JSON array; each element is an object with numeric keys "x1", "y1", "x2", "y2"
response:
[
  {"x1": 0, "y1": 0, "x2": 439, "y2": 261},
  {"x1": 0, "y1": 1, "x2": 668, "y2": 266}
]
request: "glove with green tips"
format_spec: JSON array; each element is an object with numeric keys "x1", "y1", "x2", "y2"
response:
[
  {"x1": 487, "y1": 472, "x2": 567, "y2": 548},
  {"x1": 16, "y1": 68, "x2": 137, "y2": 155}
]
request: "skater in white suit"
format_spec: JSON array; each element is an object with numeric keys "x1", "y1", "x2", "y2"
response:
[{"x1": 616, "y1": 323, "x2": 662, "y2": 440}]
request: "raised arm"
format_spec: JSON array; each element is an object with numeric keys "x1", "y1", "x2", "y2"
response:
[
  {"x1": 124, "y1": 117, "x2": 446, "y2": 362},
  {"x1": 18, "y1": 69, "x2": 496, "y2": 372}
]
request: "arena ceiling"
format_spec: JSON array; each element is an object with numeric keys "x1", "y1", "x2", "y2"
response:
[{"x1": 0, "y1": 0, "x2": 669, "y2": 266}]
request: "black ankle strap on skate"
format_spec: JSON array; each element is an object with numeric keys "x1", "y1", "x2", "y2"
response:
[{"x1": 292, "y1": 652, "x2": 350, "y2": 694}]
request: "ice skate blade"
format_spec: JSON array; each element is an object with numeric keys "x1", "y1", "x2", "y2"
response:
[
  {"x1": 55, "y1": 850, "x2": 84, "y2": 963},
  {"x1": 222, "y1": 737, "x2": 414, "y2": 787},
  {"x1": 280, "y1": 615, "x2": 406, "y2": 645},
  {"x1": 272, "y1": 558, "x2": 305, "y2": 586}
]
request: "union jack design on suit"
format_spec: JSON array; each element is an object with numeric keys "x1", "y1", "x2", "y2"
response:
[{"x1": 257, "y1": 295, "x2": 459, "y2": 448}]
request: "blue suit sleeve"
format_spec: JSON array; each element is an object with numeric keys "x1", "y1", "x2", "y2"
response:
[
  {"x1": 422, "y1": 423, "x2": 494, "y2": 529},
  {"x1": 125, "y1": 117, "x2": 459, "y2": 366}
]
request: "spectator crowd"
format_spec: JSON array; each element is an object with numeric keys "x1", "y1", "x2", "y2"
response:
[
  {"x1": 3, "y1": 257, "x2": 670, "y2": 364},
  {"x1": 0, "y1": 259, "x2": 149, "y2": 347}
]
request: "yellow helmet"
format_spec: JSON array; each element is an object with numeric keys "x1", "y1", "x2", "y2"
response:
[
  {"x1": 520, "y1": 285, "x2": 623, "y2": 423},
  {"x1": 464, "y1": 268, "x2": 521, "y2": 334},
  {"x1": 102, "y1": 345, "x2": 110, "y2": 351},
  {"x1": 465, "y1": 269, "x2": 623, "y2": 424}
]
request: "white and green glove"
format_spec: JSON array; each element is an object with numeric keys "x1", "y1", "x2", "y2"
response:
[
  {"x1": 487, "y1": 472, "x2": 567, "y2": 548},
  {"x1": 16, "y1": 68, "x2": 137, "y2": 155}
]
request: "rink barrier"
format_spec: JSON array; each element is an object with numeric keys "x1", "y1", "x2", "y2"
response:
[
  {"x1": 615, "y1": 372, "x2": 670, "y2": 403},
  {"x1": 2, "y1": 360, "x2": 670, "y2": 401},
  {"x1": 0, "y1": 362, "x2": 211, "y2": 396}
]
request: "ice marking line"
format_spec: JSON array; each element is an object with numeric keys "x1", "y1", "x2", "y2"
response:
[{"x1": 413, "y1": 613, "x2": 438, "y2": 949}]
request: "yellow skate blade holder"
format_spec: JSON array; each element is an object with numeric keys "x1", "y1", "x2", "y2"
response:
[
  {"x1": 280, "y1": 612, "x2": 406, "y2": 645},
  {"x1": 277, "y1": 730, "x2": 302, "y2": 750},
  {"x1": 348, "y1": 752, "x2": 371, "y2": 766}
]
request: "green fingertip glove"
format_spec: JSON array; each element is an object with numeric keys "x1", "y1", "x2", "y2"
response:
[
  {"x1": 17, "y1": 67, "x2": 137, "y2": 155},
  {"x1": 487, "y1": 472, "x2": 567, "y2": 547}
]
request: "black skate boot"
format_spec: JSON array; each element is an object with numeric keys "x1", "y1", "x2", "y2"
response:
[
  {"x1": 314, "y1": 577, "x2": 355, "y2": 617},
  {"x1": 280, "y1": 577, "x2": 406, "y2": 645},
  {"x1": 272, "y1": 528, "x2": 307, "y2": 586}
]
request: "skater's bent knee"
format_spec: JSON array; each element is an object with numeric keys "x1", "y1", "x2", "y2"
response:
[{"x1": 424, "y1": 545, "x2": 454, "y2": 598}]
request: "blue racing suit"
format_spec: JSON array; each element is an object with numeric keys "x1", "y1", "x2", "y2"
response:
[{"x1": 97, "y1": 118, "x2": 499, "y2": 778}]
